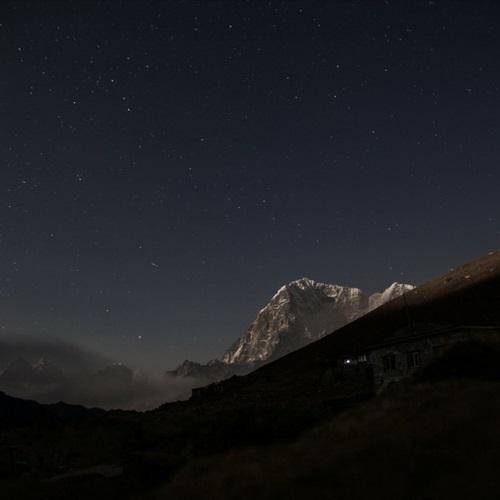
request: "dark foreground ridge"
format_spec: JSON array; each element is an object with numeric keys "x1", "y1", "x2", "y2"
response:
[
  {"x1": 1, "y1": 249, "x2": 500, "y2": 499},
  {"x1": 0, "y1": 391, "x2": 106, "y2": 427}
]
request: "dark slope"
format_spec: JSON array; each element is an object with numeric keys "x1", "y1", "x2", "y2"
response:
[
  {"x1": 159, "y1": 377, "x2": 500, "y2": 500},
  {"x1": 158, "y1": 339, "x2": 500, "y2": 500},
  {"x1": 249, "y1": 249, "x2": 500, "y2": 381},
  {"x1": 0, "y1": 391, "x2": 105, "y2": 427}
]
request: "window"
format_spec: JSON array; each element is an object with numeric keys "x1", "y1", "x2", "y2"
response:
[
  {"x1": 407, "y1": 351, "x2": 421, "y2": 369},
  {"x1": 382, "y1": 354, "x2": 396, "y2": 372}
]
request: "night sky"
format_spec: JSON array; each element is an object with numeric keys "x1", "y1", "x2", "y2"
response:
[{"x1": 1, "y1": 1, "x2": 499, "y2": 372}]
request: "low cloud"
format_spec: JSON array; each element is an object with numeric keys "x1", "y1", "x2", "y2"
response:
[
  {"x1": 0, "y1": 335, "x2": 198, "y2": 410},
  {"x1": 0, "y1": 335, "x2": 111, "y2": 375}
]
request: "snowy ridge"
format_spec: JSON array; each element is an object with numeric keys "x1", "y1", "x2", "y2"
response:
[{"x1": 368, "y1": 282, "x2": 415, "y2": 311}]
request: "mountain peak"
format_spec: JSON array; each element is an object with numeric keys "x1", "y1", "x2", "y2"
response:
[
  {"x1": 171, "y1": 277, "x2": 416, "y2": 382},
  {"x1": 368, "y1": 282, "x2": 415, "y2": 311},
  {"x1": 222, "y1": 279, "x2": 411, "y2": 366},
  {"x1": 386, "y1": 281, "x2": 415, "y2": 291},
  {"x1": 268, "y1": 278, "x2": 317, "y2": 303},
  {"x1": 288, "y1": 277, "x2": 316, "y2": 288},
  {"x1": 33, "y1": 356, "x2": 51, "y2": 370}
]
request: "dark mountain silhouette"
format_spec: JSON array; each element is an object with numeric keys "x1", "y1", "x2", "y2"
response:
[{"x1": 0, "y1": 391, "x2": 105, "y2": 428}]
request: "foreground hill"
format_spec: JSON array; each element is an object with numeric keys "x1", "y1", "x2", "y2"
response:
[
  {"x1": 0, "y1": 391, "x2": 105, "y2": 427},
  {"x1": 4, "y1": 336, "x2": 499, "y2": 500},
  {"x1": 159, "y1": 376, "x2": 500, "y2": 500}
]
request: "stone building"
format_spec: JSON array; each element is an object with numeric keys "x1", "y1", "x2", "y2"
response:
[
  {"x1": 191, "y1": 324, "x2": 500, "y2": 403},
  {"x1": 338, "y1": 324, "x2": 500, "y2": 393}
]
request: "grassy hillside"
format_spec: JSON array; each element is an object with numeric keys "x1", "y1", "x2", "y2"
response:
[{"x1": 156, "y1": 357, "x2": 500, "y2": 499}]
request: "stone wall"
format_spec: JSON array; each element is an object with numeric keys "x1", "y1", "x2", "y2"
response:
[{"x1": 367, "y1": 327, "x2": 500, "y2": 392}]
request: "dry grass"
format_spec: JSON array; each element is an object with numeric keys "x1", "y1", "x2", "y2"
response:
[{"x1": 153, "y1": 378, "x2": 500, "y2": 500}]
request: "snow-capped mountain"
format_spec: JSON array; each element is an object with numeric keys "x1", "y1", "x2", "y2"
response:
[
  {"x1": 32, "y1": 357, "x2": 66, "y2": 383},
  {"x1": 222, "y1": 278, "x2": 365, "y2": 365},
  {"x1": 166, "y1": 359, "x2": 251, "y2": 385},
  {"x1": 168, "y1": 278, "x2": 415, "y2": 382},
  {"x1": 368, "y1": 282, "x2": 415, "y2": 312},
  {"x1": 222, "y1": 278, "x2": 414, "y2": 365},
  {"x1": 0, "y1": 358, "x2": 36, "y2": 383},
  {"x1": 0, "y1": 357, "x2": 65, "y2": 385}
]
